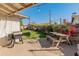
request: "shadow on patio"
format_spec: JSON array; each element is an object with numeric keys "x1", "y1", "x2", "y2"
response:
[
  {"x1": 38, "y1": 38, "x2": 53, "y2": 48},
  {"x1": 38, "y1": 38, "x2": 78, "y2": 56}
]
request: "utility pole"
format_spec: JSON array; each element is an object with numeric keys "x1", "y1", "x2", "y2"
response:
[
  {"x1": 28, "y1": 16, "x2": 30, "y2": 25},
  {"x1": 49, "y1": 9, "x2": 51, "y2": 25},
  {"x1": 60, "y1": 18, "x2": 62, "y2": 24},
  {"x1": 71, "y1": 12, "x2": 76, "y2": 24}
]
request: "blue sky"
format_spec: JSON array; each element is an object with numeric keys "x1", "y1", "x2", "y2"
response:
[{"x1": 20, "y1": 3, "x2": 79, "y2": 25}]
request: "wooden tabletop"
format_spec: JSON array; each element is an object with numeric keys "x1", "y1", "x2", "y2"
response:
[
  {"x1": 13, "y1": 31, "x2": 22, "y2": 35},
  {"x1": 50, "y1": 32, "x2": 69, "y2": 37}
]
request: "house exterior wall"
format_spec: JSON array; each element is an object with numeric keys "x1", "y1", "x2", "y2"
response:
[{"x1": 0, "y1": 16, "x2": 20, "y2": 38}]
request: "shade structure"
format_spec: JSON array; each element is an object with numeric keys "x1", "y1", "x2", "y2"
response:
[{"x1": 0, "y1": 3, "x2": 37, "y2": 16}]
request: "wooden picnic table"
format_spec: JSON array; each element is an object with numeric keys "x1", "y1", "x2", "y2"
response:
[{"x1": 48, "y1": 32, "x2": 71, "y2": 47}]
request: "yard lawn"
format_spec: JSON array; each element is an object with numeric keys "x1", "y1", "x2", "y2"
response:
[{"x1": 22, "y1": 30, "x2": 46, "y2": 40}]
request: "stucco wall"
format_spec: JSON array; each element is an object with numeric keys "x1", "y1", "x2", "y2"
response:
[{"x1": 0, "y1": 16, "x2": 20, "y2": 38}]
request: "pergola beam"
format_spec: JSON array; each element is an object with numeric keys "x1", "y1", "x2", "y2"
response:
[
  {"x1": 0, "y1": 3, "x2": 37, "y2": 16},
  {"x1": 0, "y1": 4, "x2": 13, "y2": 13},
  {"x1": 19, "y1": 3, "x2": 26, "y2": 7},
  {"x1": 8, "y1": 3, "x2": 37, "y2": 15},
  {"x1": 0, "y1": 4, "x2": 15, "y2": 12},
  {"x1": 3, "y1": 3, "x2": 18, "y2": 11},
  {"x1": 17, "y1": 3, "x2": 25, "y2": 8},
  {"x1": 0, "y1": 8, "x2": 10, "y2": 14},
  {"x1": 0, "y1": 9, "x2": 9, "y2": 15}
]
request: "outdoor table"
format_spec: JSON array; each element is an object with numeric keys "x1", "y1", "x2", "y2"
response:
[
  {"x1": 12, "y1": 31, "x2": 23, "y2": 44},
  {"x1": 50, "y1": 32, "x2": 71, "y2": 47}
]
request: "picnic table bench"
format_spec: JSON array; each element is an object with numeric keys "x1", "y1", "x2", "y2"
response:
[{"x1": 46, "y1": 32, "x2": 71, "y2": 47}]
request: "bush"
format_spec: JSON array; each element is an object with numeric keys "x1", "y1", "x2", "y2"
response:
[
  {"x1": 52, "y1": 24, "x2": 69, "y2": 32},
  {"x1": 22, "y1": 30, "x2": 46, "y2": 39},
  {"x1": 28, "y1": 23, "x2": 53, "y2": 33}
]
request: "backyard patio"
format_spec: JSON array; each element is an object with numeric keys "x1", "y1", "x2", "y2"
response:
[
  {"x1": 0, "y1": 3, "x2": 79, "y2": 56},
  {"x1": 0, "y1": 38, "x2": 78, "y2": 56}
]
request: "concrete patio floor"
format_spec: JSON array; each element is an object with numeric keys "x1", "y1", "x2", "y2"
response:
[{"x1": 0, "y1": 38, "x2": 77, "y2": 56}]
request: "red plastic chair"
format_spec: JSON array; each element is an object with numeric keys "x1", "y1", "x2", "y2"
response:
[{"x1": 69, "y1": 25, "x2": 78, "y2": 36}]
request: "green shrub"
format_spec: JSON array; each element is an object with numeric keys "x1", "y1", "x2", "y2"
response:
[{"x1": 22, "y1": 30, "x2": 46, "y2": 39}]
